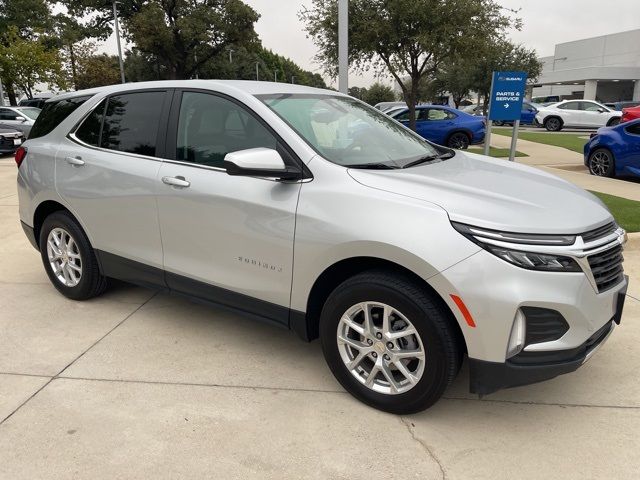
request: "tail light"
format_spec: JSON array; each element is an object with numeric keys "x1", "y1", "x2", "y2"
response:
[{"x1": 15, "y1": 146, "x2": 27, "y2": 168}]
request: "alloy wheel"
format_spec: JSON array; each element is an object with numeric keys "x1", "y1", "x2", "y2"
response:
[
  {"x1": 46, "y1": 227, "x2": 82, "y2": 287},
  {"x1": 336, "y1": 302, "x2": 426, "y2": 395},
  {"x1": 448, "y1": 133, "x2": 469, "y2": 149},
  {"x1": 589, "y1": 150, "x2": 612, "y2": 176}
]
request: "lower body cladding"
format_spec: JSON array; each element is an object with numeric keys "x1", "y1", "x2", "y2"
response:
[{"x1": 428, "y1": 248, "x2": 628, "y2": 395}]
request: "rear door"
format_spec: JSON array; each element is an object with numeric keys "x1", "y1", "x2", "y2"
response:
[
  {"x1": 556, "y1": 101, "x2": 582, "y2": 126},
  {"x1": 55, "y1": 90, "x2": 171, "y2": 284},
  {"x1": 421, "y1": 108, "x2": 456, "y2": 145},
  {"x1": 154, "y1": 90, "x2": 302, "y2": 322}
]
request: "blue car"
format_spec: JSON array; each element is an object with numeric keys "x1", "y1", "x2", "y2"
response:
[
  {"x1": 493, "y1": 101, "x2": 538, "y2": 126},
  {"x1": 390, "y1": 105, "x2": 485, "y2": 149},
  {"x1": 584, "y1": 119, "x2": 640, "y2": 178}
]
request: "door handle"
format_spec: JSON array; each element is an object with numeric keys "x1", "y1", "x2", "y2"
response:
[
  {"x1": 65, "y1": 156, "x2": 85, "y2": 166},
  {"x1": 162, "y1": 176, "x2": 190, "y2": 188}
]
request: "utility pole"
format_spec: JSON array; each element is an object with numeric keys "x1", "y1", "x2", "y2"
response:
[
  {"x1": 113, "y1": 0, "x2": 125, "y2": 83},
  {"x1": 291, "y1": 76, "x2": 295, "y2": 84},
  {"x1": 256, "y1": 62, "x2": 259, "y2": 81},
  {"x1": 274, "y1": 71, "x2": 277, "y2": 82},
  {"x1": 229, "y1": 49, "x2": 234, "y2": 63},
  {"x1": 338, "y1": 0, "x2": 348, "y2": 93},
  {"x1": 0, "y1": 81, "x2": 5, "y2": 106}
]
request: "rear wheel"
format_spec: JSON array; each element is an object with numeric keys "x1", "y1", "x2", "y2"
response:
[
  {"x1": 447, "y1": 132, "x2": 470, "y2": 149},
  {"x1": 588, "y1": 148, "x2": 615, "y2": 177},
  {"x1": 544, "y1": 117, "x2": 562, "y2": 131},
  {"x1": 319, "y1": 270, "x2": 461, "y2": 414},
  {"x1": 39, "y1": 211, "x2": 107, "y2": 300}
]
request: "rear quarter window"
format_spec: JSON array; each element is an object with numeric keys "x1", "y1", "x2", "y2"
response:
[{"x1": 28, "y1": 95, "x2": 92, "y2": 139}]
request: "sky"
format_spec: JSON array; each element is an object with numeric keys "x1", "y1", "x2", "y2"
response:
[{"x1": 99, "y1": 0, "x2": 640, "y2": 88}]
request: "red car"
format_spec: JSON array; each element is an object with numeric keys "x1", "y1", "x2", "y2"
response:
[{"x1": 621, "y1": 105, "x2": 640, "y2": 123}]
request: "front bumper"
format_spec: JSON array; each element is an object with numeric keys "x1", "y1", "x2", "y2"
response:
[{"x1": 469, "y1": 280, "x2": 625, "y2": 394}]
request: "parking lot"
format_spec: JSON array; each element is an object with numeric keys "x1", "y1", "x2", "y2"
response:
[{"x1": 0, "y1": 154, "x2": 639, "y2": 479}]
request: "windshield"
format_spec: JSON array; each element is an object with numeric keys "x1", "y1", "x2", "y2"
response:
[
  {"x1": 17, "y1": 107, "x2": 41, "y2": 120},
  {"x1": 258, "y1": 94, "x2": 441, "y2": 168}
]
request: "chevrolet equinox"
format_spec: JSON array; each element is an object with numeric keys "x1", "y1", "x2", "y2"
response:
[{"x1": 16, "y1": 81, "x2": 628, "y2": 413}]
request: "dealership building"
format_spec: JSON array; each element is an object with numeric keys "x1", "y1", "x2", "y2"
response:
[{"x1": 531, "y1": 29, "x2": 640, "y2": 102}]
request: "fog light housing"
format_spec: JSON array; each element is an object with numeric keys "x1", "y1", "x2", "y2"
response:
[{"x1": 506, "y1": 310, "x2": 526, "y2": 358}]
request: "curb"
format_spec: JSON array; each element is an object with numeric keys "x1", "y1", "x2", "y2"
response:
[{"x1": 626, "y1": 232, "x2": 640, "y2": 250}]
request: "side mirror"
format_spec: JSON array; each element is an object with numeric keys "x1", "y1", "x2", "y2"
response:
[
  {"x1": 16, "y1": 116, "x2": 26, "y2": 122},
  {"x1": 224, "y1": 148, "x2": 300, "y2": 180},
  {"x1": 597, "y1": 108, "x2": 605, "y2": 113}
]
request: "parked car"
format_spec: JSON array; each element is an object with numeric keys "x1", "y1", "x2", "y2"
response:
[
  {"x1": 532, "y1": 95, "x2": 561, "y2": 104},
  {"x1": 0, "y1": 106, "x2": 41, "y2": 136},
  {"x1": 374, "y1": 101, "x2": 406, "y2": 112},
  {"x1": 621, "y1": 105, "x2": 640, "y2": 123},
  {"x1": 584, "y1": 119, "x2": 640, "y2": 178},
  {"x1": 493, "y1": 101, "x2": 538, "y2": 126},
  {"x1": 382, "y1": 105, "x2": 406, "y2": 117},
  {"x1": 461, "y1": 104, "x2": 485, "y2": 116},
  {"x1": 604, "y1": 101, "x2": 640, "y2": 112},
  {"x1": 390, "y1": 105, "x2": 485, "y2": 148},
  {"x1": 535, "y1": 100, "x2": 622, "y2": 131},
  {"x1": 18, "y1": 96, "x2": 51, "y2": 109},
  {"x1": 16, "y1": 81, "x2": 627, "y2": 413},
  {"x1": 0, "y1": 125, "x2": 26, "y2": 154}
]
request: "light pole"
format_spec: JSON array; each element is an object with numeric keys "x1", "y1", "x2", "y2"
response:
[
  {"x1": 256, "y1": 62, "x2": 259, "y2": 81},
  {"x1": 338, "y1": 0, "x2": 348, "y2": 93},
  {"x1": 113, "y1": 0, "x2": 125, "y2": 83},
  {"x1": 229, "y1": 48, "x2": 234, "y2": 63},
  {"x1": 274, "y1": 71, "x2": 277, "y2": 82}
]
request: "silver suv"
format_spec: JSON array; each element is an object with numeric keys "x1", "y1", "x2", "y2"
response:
[{"x1": 16, "y1": 81, "x2": 628, "y2": 413}]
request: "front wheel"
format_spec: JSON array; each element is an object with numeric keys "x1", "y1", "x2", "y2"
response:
[
  {"x1": 588, "y1": 148, "x2": 616, "y2": 177},
  {"x1": 319, "y1": 271, "x2": 461, "y2": 414},
  {"x1": 447, "y1": 132, "x2": 470, "y2": 149},
  {"x1": 39, "y1": 211, "x2": 107, "y2": 300}
]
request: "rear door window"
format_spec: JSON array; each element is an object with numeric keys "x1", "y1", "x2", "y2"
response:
[
  {"x1": 100, "y1": 91, "x2": 166, "y2": 157},
  {"x1": 75, "y1": 99, "x2": 107, "y2": 147},
  {"x1": 29, "y1": 96, "x2": 92, "y2": 139}
]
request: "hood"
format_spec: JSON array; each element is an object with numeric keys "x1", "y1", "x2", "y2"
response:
[{"x1": 348, "y1": 151, "x2": 612, "y2": 234}]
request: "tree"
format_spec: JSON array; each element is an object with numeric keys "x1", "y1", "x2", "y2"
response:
[
  {"x1": 362, "y1": 82, "x2": 396, "y2": 106},
  {"x1": 348, "y1": 86, "x2": 367, "y2": 100},
  {"x1": 75, "y1": 51, "x2": 121, "y2": 89},
  {"x1": 62, "y1": 0, "x2": 261, "y2": 80},
  {"x1": 301, "y1": 0, "x2": 518, "y2": 130},
  {"x1": 434, "y1": 60, "x2": 475, "y2": 108},
  {"x1": 0, "y1": 27, "x2": 65, "y2": 101}
]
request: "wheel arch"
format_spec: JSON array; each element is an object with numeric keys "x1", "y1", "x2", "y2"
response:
[
  {"x1": 446, "y1": 129, "x2": 472, "y2": 142},
  {"x1": 295, "y1": 256, "x2": 466, "y2": 355},
  {"x1": 32, "y1": 200, "x2": 90, "y2": 250}
]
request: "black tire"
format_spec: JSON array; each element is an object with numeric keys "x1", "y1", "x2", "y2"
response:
[
  {"x1": 447, "y1": 132, "x2": 470, "y2": 149},
  {"x1": 588, "y1": 148, "x2": 616, "y2": 178},
  {"x1": 319, "y1": 270, "x2": 461, "y2": 414},
  {"x1": 544, "y1": 116, "x2": 562, "y2": 131},
  {"x1": 493, "y1": 120, "x2": 504, "y2": 126},
  {"x1": 39, "y1": 211, "x2": 107, "y2": 300},
  {"x1": 607, "y1": 117, "x2": 620, "y2": 127}
]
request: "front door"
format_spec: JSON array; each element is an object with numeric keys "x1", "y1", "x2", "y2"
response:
[
  {"x1": 155, "y1": 90, "x2": 301, "y2": 323},
  {"x1": 56, "y1": 90, "x2": 170, "y2": 282}
]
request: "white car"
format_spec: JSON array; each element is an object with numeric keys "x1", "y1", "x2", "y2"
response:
[
  {"x1": 0, "y1": 106, "x2": 41, "y2": 136},
  {"x1": 535, "y1": 100, "x2": 621, "y2": 131}
]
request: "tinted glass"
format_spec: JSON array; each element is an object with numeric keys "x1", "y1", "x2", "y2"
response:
[
  {"x1": 261, "y1": 94, "x2": 440, "y2": 168},
  {"x1": 625, "y1": 124, "x2": 640, "y2": 135},
  {"x1": 101, "y1": 92, "x2": 165, "y2": 156},
  {"x1": 582, "y1": 102, "x2": 603, "y2": 112},
  {"x1": 29, "y1": 96, "x2": 91, "y2": 139},
  {"x1": 0, "y1": 108, "x2": 20, "y2": 120},
  {"x1": 75, "y1": 99, "x2": 106, "y2": 147},
  {"x1": 559, "y1": 101, "x2": 581, "y2": 111},
  {"x1": 176, "y1": 92, "x2": 277, "y2": 168}
]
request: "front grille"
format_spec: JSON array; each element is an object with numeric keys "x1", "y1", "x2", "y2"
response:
[
  {"x1": 582, "y1": 222, "x2": 617, "y2": 243},
  {"x1": 588, "y1": 244, "x2": 624, "y2": 293}
]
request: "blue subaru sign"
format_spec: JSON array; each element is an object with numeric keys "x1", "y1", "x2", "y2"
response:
[{"x1": 488, "y1": 71, "x2": 528, "y2": 122}]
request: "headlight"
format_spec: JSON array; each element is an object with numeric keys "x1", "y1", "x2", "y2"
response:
[{"x1": 452, "y1": 222, "x2": 581, "y2": 272}]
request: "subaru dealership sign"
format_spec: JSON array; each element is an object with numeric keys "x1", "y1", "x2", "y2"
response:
[{"x1": 488, "y1": 71, "x2": 528, "y2": 122}]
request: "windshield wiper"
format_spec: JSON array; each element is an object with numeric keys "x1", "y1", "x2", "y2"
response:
[
  {"x1": 348, "y1": 163, "x2": 398, "y2": 170},
  {"x1": 402, "y1": 151, "x2": 454, "y2": 169}
]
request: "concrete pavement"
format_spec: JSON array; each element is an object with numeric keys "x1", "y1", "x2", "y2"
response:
[{"x1": 1, "y1": 156, "x2": 639, "y2": 479}]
